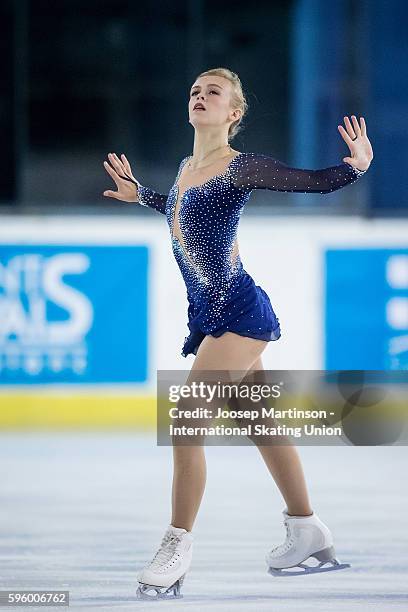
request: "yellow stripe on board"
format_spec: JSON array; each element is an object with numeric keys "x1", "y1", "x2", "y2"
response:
[{"x1": 0, "y1": 395, "x2": 156, "y2": 429}]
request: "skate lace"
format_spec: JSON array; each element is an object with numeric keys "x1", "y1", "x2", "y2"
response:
[
  {"x1": 149, "y1": 533, "x2": 182, "y2": 570},
  {"x1": 270, "y1": 520, "x2": 295, "y2": 555}
]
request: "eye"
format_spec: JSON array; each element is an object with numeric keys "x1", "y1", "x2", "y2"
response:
[{"x1": 190, "y1": 90, "x2": 219, "y2": 96}]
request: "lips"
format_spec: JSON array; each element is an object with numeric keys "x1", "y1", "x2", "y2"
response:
[{"x1": 193, "y1": 104, "x2": 206, "y2": 110}]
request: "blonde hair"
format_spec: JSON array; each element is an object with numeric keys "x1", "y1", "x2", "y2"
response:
[{"x1": 195, "y1": 67, "x2": 249, "y2": 141}]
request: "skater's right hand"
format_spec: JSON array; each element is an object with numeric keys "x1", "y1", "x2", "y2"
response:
[{"x1": 103, "y1": 153, "x2": 140, "y2": 202}]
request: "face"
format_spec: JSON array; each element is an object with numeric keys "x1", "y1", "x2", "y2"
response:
[{"x1": 188, "y1": 75, "x2": 241, "y2": 133}]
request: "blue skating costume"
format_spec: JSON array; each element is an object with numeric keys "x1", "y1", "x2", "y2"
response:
[{"x1": 135, "y1": 152, "x2": 366, "y2": 357}]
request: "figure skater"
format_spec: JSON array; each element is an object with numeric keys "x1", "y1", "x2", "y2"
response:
[{"x1": 103, "y1": 67, "x2": 373, "y2": 599}]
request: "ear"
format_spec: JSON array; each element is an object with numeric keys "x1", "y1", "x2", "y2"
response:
[{"x1": 230, "y1": 108, "x2": 241, "y2": 121}]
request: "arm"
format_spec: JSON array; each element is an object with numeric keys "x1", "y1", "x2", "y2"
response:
[
  {"x1": 231, "y1": 153, "x2": 367, "y2": 194},
  {"x1": 232, "y1": 115, "x2": 373, "y2": 194},
  {"x1": 133, "y1": 181, "x2": 168, "y2": 215}
]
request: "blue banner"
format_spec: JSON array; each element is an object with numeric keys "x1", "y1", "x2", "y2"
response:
[
  {"x1": 0, "y1": 245, "x2": 148, "y2": 384},
  {"x1": 325, "y1": 248, "x2": 408, "y2": 370}
]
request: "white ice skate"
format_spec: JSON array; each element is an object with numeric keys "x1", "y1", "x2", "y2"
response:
[
  {"x1": 136, "y1": 524, "x2": 193, "y2": 599},
  {"x1": 266, "y1": 508, "x2": 351, "y2": 576}
]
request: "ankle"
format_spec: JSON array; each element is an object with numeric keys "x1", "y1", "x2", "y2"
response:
[
  {"x1": 287, "y1": 509, "x2": 314, "y2": 517},
  {"x1": 170, "y1": 523, "x2": 192, "y2": 532}
]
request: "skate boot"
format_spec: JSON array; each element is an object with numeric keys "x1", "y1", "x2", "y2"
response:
[
  {"x1": 136, "y1": 524, "x2": 193, "y2": 599},
  {"x1": 266, "y1": 508, "x2": 351, "y2": 576}
]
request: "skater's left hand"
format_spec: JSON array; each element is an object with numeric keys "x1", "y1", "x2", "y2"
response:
[{"x1": 338, "y1": 115, "x2": 373, "y2": 172}]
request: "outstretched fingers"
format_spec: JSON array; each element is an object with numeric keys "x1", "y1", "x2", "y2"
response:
[
  {"x1": 338, "y1": 114, "x2": 368, "y2": 148},
  {"x1": 342, "y1": 116, "x2": 356, "y2": 140},
  {"x1": 108, "y1": 153, "x2": 128, "y2": 179},
  {"x1": 350, "y1": 115, "x2": 362, "y2": 138},
  {"x1": 103, "y1": 156, "x2": 125, "y2": 197},
  {"x1": 337, "y1": 124, "x2": 354, "y2": 147},
  {"x1": 121, "y1": 153, "x2": 132, "y2": 175},
  {"x1": 103, "y1": 159, "x2": 121, "y2": 185}
]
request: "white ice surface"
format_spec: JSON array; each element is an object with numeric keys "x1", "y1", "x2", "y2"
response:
[{"x1": 0, "y1": 432, "x2": 407, "y2": 611}]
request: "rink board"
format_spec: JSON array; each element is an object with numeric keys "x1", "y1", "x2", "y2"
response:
[{"x1": 1, "y1": 215, "x2": 408, "y2": 428}]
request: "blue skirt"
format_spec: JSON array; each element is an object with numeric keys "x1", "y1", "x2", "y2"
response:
[{"x1": 181, "y1": 271, "x2": 281, "y2": 357}]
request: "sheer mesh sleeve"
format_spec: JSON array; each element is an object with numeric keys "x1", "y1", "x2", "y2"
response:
[
  {"x1": 114, "y1": 165, "x2": 168, "y2": 214},
  {"x1": 134, "y1": 180, "x2": 168, "y2": 215},
  {"x1": 231, "y1": 152, "x2": 368, "y2": 194}
]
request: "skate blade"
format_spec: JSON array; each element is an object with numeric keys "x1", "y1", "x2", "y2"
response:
[
  {"x1": 268, "y1": 560, "x2": 351, "y2": 577},
  {"x1": 136, "y1": 575, "x2": 185, "y2": 600}
]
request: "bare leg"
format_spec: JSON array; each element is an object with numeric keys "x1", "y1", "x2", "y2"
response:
[
  {"x1": 171, "y1": 332, "x2": 268, "y2": 531},
  {"x1": 171, "y1": 445, "x2": 206, "y2": 531},
  {"x1": 240, "y1": 355, "x2": 313, "y2": 517}
]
